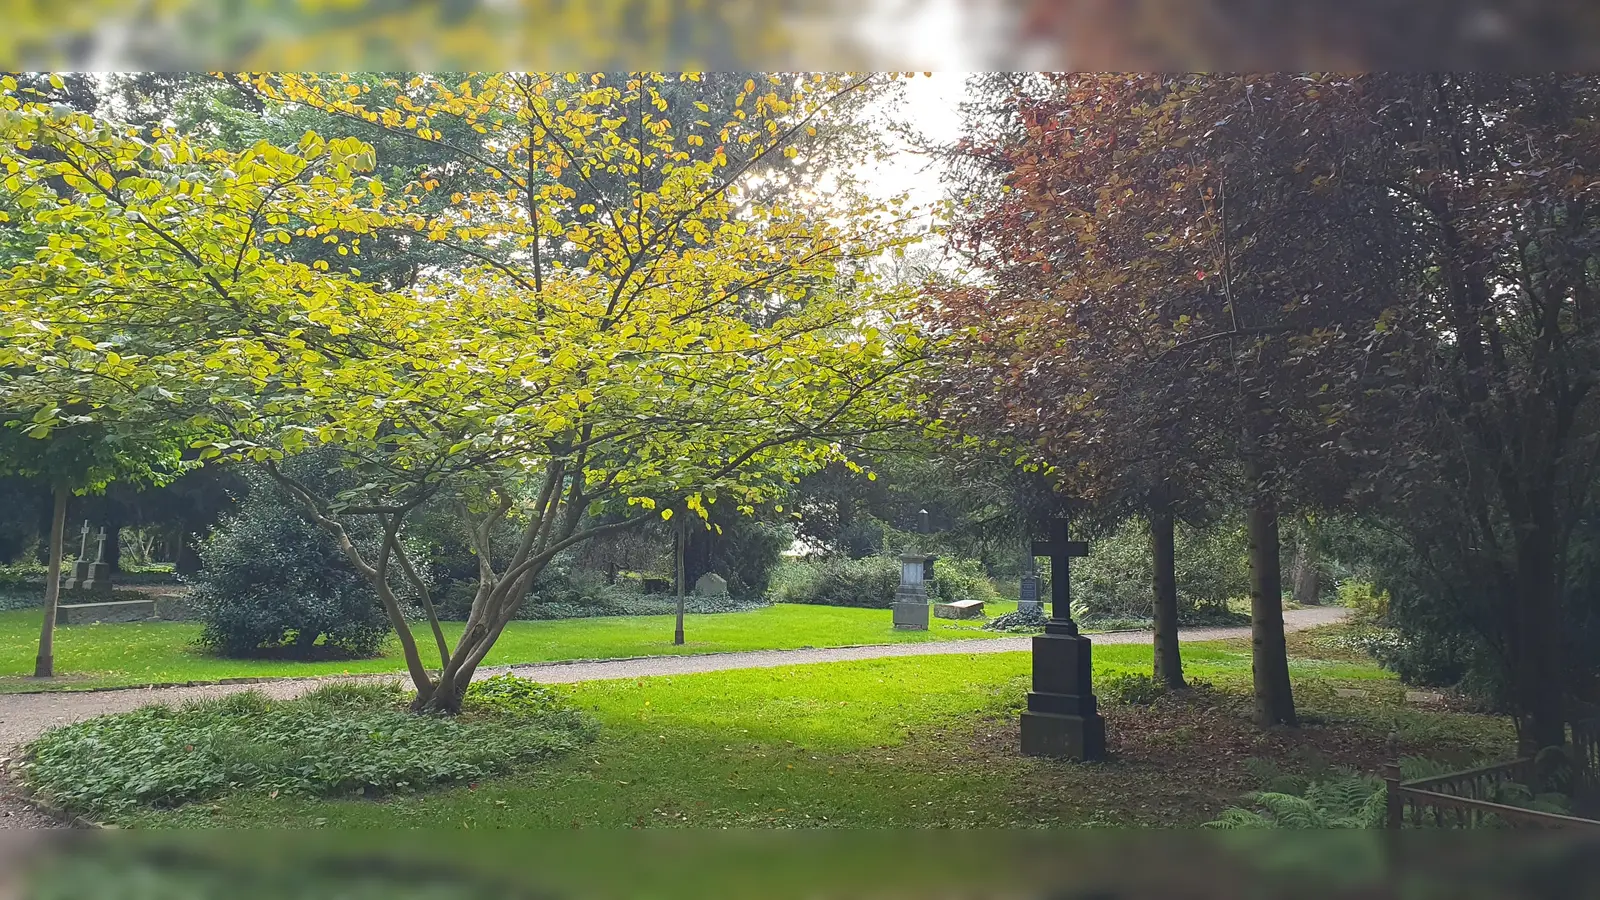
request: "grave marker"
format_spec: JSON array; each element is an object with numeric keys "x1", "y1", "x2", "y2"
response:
[{"x1": 1019, "y1": 517, "x2": 1106, "y2": 761}]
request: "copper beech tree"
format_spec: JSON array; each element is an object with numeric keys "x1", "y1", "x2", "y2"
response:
[
  {"x1": 933, "y1": 74, "x2": 1407, "y2": 726},
  {"x1": 0, "y1": 73, "x2": 929, "y2": 712},
  {"x1": 936, "y1": 72, "x2": 1600, "y2": 746}
]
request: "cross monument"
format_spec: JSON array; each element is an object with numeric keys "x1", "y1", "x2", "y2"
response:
[
  {"x1": 1019, "y1": 516, "x2": 1106, "y2": 760},
  {"x1": 63, "y1": 520, "x2": 93, "y2": 590}
]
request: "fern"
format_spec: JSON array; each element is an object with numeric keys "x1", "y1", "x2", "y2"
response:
[{"x1": 1203, "y1": 808, "x2": 1274, "y2": 829}]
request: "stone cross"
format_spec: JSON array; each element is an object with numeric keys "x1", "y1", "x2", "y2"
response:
[
  {"x1": 76, "y1": 520, "x2": 91, "y2": 559},
  {"x1": 1019, "y1": 515, "x2": 1105, "y2": 760},
  {"x1": 1030, "y1": 518, "x2": 1089, "y2": 635},
  {"x1": 93, "y1": 527, "x2": 109, "y2": 564}
]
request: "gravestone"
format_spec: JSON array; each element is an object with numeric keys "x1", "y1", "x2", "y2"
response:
[
  {"x1": 79, "y1": 527, "x2": 113, "y2": 595},
  {"x1": 1019, "y1": 517, "x2": 1106, "y2": 761},
  {"x1": 893, "y1": 509, "x2": 936, "y2": 630},
  {"x1": 1018, "y1": 561, "x2": 1043, "y2": 618},
  {"x1": 62, "y1": 520, "x2": 92, "y2": 590},
  {"x1": 892, "y1": 553, "x2": 932, "y2": 630},
  {"x1": 693, "y1": 572, "x2": 729, "y2": 596}
]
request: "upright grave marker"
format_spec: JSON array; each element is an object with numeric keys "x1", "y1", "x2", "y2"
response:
[
  {"x1": 62, "y1": 520, "x2": 92, "y2": 590},
  {"x1": 1018, "y1": 556, "x2": 1042, "y2": 618},
  {"x1": 892, "y1": 508, "x2": 935, "y2": 630},
  {"x1": 80, "y1": 526, "x2": 113, "y2": 596},
  {"x1": 1020, "y1": 517, "x2": 1106, "y2": 760}
]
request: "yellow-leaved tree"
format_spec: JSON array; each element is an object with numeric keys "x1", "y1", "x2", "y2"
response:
[{"x1": 0, "y1": 72, "x2": 930, "y2": 711}]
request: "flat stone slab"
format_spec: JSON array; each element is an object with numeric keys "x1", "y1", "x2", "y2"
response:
[
  {"x1": 934, "y1": 599, "x2": 986, "y2": 620},
  {"x1": 1334, "y1": 688, "x2": 1371, "y2": 699},
  {"x1": 1405, "y1": 690, "x2": 1445, "y2": 704},
  {"x1": 56, "y1": 599, "x2": 157, "y2": 625}
]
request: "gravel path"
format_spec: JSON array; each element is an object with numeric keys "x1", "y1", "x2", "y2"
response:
[{"x1": 0, "y1": 606, "x2": 1346, "y2": 827}]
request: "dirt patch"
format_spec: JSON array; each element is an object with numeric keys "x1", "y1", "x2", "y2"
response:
[
  {"x1": 0, "y1": 768, "x2": 63, "y2": 829},
  {"x1": 953, "y1": 682, "x2": 1510, "y2": 827}
]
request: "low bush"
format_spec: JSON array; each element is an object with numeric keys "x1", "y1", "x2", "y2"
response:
[
  {"x1": 1207, "y1": 757, "x2": 1573, "y2": 829},
  {"x1": 769, "y1": 554, "x2": 899, "y2": 608},
  {"x1": 769, "y1": 553, "x2": 997, "y2": 609},
  {"x1": 191, "y1": 467, "x2": 391, "y2": 660},
  {"x1": 1337, "y1": 580, "x2": 1391, "y2": 625},
  {"x1": 19, "y1": 679, "x2": 595, "y2": 819},
  {"x1": 1100, "y1": 672, "x2": 1165, "y2": 706},
  {"x1": 1072, "y1": 517, "x2": 1247, "y2": 626}
]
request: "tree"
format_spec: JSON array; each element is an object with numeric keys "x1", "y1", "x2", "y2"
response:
[
  {"x1": 0, "y1": 415, "x2": 183, "y2": 676},
  {"x1": 932, "y1": 75, "x2": 1409, "y2": 720},
  {"x1": 0, "y1": 72, "x2": 928, "y2": 712},
  {"x1": 1319, "y1": 75, "x2": 1600, "y2": 750}
]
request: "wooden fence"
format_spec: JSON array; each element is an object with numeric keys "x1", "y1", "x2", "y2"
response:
[{"x1": 1384, "y1": 716, "x2": 1600, "y2": 831}]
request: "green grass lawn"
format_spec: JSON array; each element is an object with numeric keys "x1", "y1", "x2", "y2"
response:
[
  {"x1": 0, "y1": 601, "x2": 1019, "y2": 692},
  {"x1": 113, "y1": 627, "x2": 1512, "y2": 829}
]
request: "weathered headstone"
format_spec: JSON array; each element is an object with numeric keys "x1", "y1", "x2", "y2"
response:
[
  {"x1": 1019, "y1": 517, "x2": 1106, "y2": 761},
  {"x1": 693, "y1": 572, "x2": 728, "y2": 596},
  {"x1": 892, "y1": 553, "x2": 932, "y2": 630},
  {"x1": 79, "y1": 526, "x2": 113, "y2": 595},
  {"x1": 1018, "y1": 559, "x2": 1043, "y2": 618},
  {"x1": 893, "y1": 509, "x2": 936, "y2": 630},
  {"x1": 62, "y1": 520, "x2": 92, "y2": 590}
]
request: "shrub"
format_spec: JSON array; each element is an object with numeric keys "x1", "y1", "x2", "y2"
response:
[
  {"x1": 1207, "y1": 758, "x2": 1573, "y2": 829},
  {"x1": 769, "y1": 554, "x2": 899, "y2": 608},
  {"x1": 1071, "y1": 518, "x2": 1248, "y2": 626},
  {"x1": 1100, "y1": 672, "x2": 1165, "y2": 706},
  {"x1": 1337, "y1": 580, "x2": 1391, "y2": 625},
  {"x1": 931, "y1": 555, "x2": 1000, "y2": 605},
  {"x1": 191, "y1": 467, "x2": 391, "y2": 659},
  {"x1": 18, "y1": 680, "x2": 595, "y2": 819},
  {"x1": 769, "y1": 553, "x2": 997, "y2": 609}
]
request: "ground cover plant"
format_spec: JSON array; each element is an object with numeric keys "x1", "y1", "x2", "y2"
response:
[
  {"x1": 80, "y1": 626, "x2": 1510, "y2": 828},
  {"x1": 18, "y1": 676, "x2": 594, "y2": 819},
  {"x1": 0, "y1": 602, "x2": 1016, "y2": 692}
]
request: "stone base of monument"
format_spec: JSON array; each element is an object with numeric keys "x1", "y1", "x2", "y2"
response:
[
  {"x1": 154, "y1": 593, "x2": 200, "y2": 621},
  {"x1": 1019, "y1": 628, "x2": 1106, "y2": 760},
  {"x1": 56, "y1": 599, "x2": 157, "y2": 625},
  {"x1": 1016, "y1": 599, "x2": 1044, "y2": 617},
  {"x1": 934, "y1": 599, "x2": 986, "y2": 620},
  {"x1": 892, "y1": 599, "x2": 929, "y2": 630}
]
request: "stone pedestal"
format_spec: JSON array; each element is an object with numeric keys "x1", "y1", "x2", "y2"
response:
[
  {"x1": 80, "y1": 561, "x2": 113, "y2": 596},
  {"x1": 896, "y1": 595, "x2": 934, "y2": 630},
  {"x1": 1019, "y1": 625, "x2": 1106, "y2": 760},
  {"x1": 63, "y1": 558, "x2": 91, "y2": 591},
  {"x1": 892, "y1": 553, "x2": 932, "y2": 631},
  {"x1": 1017, "y1": 600, "x2": 1044, "y2": 617}
]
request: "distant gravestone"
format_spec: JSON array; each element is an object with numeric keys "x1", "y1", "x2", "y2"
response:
[
  {"x1": 693, "y1": 572, "x2": 729, "y2": 597},
  {"x1": 1018, "y1": 570, "x2": 1042, "y2": 617},
  {"x1": 80, "y1": 527, "x2": 113, "y2": 595},
  {"x1": 63, "y1": 520, "x2": 92, "y2": 590}
]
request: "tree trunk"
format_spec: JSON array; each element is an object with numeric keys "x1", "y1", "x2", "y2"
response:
[
  {"x1": 674, "y1": 520, "x2": 686, "y2": 646},
  {"x1": 35, "y1": 485, "x2": 68, "y2": 678},
  {"x1": 682, "y1": 520, "x2": 715, "y2": 595},
  {"x1": 1291, "y1": 531, "x2": 1320, "y2": 607},
  {"x1": 1513, "y1": 506, "x2": 1565, "y2": 753},
  {"x1": 1247, "y1": 494, "x2": 1297, "y2": 727},
  {"x1": 1149, "y1": 507, "x2": 1185, "y2": 689},
  {"x1": 104, "y1": 507, "x2": 123, "y2": 574}
]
